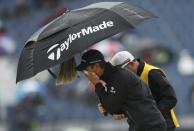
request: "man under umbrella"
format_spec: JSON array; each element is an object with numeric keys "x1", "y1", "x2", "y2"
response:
[
  {"x1": 110, "y1": 51, "x2": 179, "y2": 131},
  {"x1": 76, "y1": 49, "x2": 166, "y2": 131}
]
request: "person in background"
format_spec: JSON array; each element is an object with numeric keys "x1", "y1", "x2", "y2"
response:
[
  {"x1": 76, "y1": 49, "x2": 166, "y2": 131},
  {"x1": 110, "y1": 51, "x2": 179, "y2": 131},
  {"x1": 0, "y1": 19, "x2": 16, "y2": 56}
]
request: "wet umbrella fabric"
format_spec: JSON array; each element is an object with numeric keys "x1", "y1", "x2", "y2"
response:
[{"x1": 16, "y1": 2, "x2": 156, "y2": 82}]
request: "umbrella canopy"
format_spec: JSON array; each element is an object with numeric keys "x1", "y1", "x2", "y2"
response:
[{"x1": 16, "y1": 2, "x2": 156, "y2": 82}]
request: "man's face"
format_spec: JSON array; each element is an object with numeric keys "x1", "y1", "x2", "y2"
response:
[
  {"x1": 125, "y1": 61, "x2": 137, "y2": 73},
  {"x1": 85, "y1": 63, "x2": 101, "y2": 77},
  {"x1": 86, "y1": 64, "x2": 97, "y2": 73}
]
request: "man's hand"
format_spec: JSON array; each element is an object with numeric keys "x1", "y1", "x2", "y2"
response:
[
  {"x1": 83, "y1": 71, "x2": 100, "y2": 85},
  {"x1": 112, "y1": 114, "x2": 126, "y2": 121},
  {"x1": 98, "y1": 103, "x2": 106, "y2": 114}
]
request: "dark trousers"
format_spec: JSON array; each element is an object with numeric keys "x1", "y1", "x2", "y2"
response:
[
  {"x1": 128, "y1": 124, "x2": 135, "y2": 131},
  {"x1": 167, "y1": 127, "x2": 175, "y2": 131},
  {"x1": 127, "y1": 118, "x2": 167, "y2": 131},
  {"x1": 144, "y1": 124, "x2": 167, "y2": 131},
  {"x1": 128, "y1": 123, "x2": 167, "y2": 131}
]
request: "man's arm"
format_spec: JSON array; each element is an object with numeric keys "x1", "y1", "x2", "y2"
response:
[
  {"x1": 148, "y1": 70, "x2": 177, "y2": 111},
  {"x1": 84, "y1": 71, "x2": 126, "y2": 114}
]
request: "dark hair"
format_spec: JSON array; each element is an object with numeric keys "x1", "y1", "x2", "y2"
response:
[
  {"x1": 133, "y1": 59, "x2": 137, "y2": 62},
  {"x1": 90, "y1": 61, "x2": 106, "y2": 69}
]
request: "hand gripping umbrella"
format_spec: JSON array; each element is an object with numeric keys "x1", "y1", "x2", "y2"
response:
[{"x1": 16, "y1": 2, "x2": 156, "y2": 83}]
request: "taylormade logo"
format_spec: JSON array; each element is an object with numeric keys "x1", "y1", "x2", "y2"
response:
[{"x1": 47, "y1": 20, "x2": 114, "y2": 60}]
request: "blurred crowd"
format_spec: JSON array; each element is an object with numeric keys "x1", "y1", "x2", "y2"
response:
[{"x1": 1, "y1": 0, "x2": 194, "y2": 131}]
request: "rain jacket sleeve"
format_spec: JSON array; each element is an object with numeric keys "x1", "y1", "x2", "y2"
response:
[{"x1": 148, "y1": 70, "x2": 177, "y2": 111}]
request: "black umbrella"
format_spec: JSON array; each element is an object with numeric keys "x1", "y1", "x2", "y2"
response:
[{"x1": 16, "y1": 2, "x2": 156, "y2": 82}]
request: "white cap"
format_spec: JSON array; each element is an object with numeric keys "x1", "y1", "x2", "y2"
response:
[{"x1": 110, "y1": 51, "x2": 135, "y2": 68}]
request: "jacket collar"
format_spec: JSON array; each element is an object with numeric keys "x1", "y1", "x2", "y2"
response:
[
  {"x1": 137, "y1": 59, "x2": 145, "y2": 76},
  {"x1": 100, "y1": 62, "x2": 117, "y2": 81}
]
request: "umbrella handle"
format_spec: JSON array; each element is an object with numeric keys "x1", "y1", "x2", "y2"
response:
[{"x1": 48, "y1": 69, "x2": 57, "y2": 79}]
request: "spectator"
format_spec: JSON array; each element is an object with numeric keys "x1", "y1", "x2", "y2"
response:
[
  {"x1": 41, "y1": 6, "x2": 68, "y2": 26},
  {"x1": 0, "y1": 19, "x2": 16, "y2": 56},
  {"x1": 33, "y1": 0, "x2": 59, "y2": 9},
  {"x1": 14, "y1": 0, "x2": 31, "y2": 19}
]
